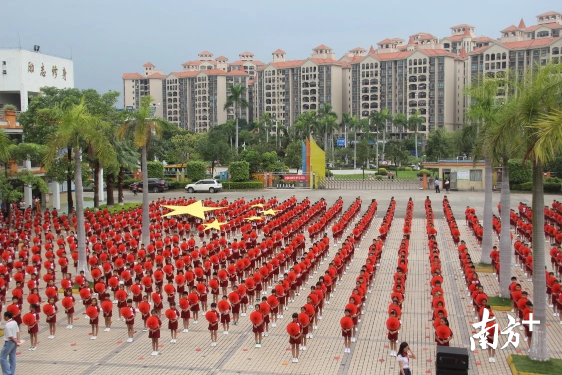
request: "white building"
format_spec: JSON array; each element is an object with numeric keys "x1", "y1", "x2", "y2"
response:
[
  {"x1": 0, "y1": 47, "x2": 74, "y2": 111},
  {"x1": 0, "y1": 47, "x2": 75, "y2": 210}
]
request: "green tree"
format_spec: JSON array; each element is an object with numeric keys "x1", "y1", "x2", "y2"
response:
[
  {"x1": 408, "y1": 110, "x2": 426, "y2": 158},
  {"x1": 385, "y1": 140, "x2": 410, "y2": 177},
  {"x1": 259, "y1": 112, "x2": 275, "y2": 144},
  {"x1": 261, "y1": 151, "x2": 278, "y2": 172},
  {"x1": 185, "y1": 161, "x2": 207, "y2": 181},
  {"x1": 223, "y1": 83, "x2": 249, "y2": 153},
  {"x1": 44, "y1": 98, "x2": 115, "y2": 279},
  {"x1": 497, "y1": 62, "x2": 562, "y2": 360},
  {"x1": 240, "y1": 149, "x2": 262, "y2": 174},
  {"x1": 197, "y1": 128, "x2": 232, "y2": 176},
  {"x1": 118, "y1": 95, "x2": 162, "y2": 247},
  {"x1": 370, "y1": 109, "x2": 392, "y2": 159},
  {"x1": 316, "y1": 104, "x2": 338, "y2": 155},
  {"x1": 292, "y1": 111, "x2": 318, "y2": 141},
  {"x1": 392, "y1": 113, "x2": 408, "y2": 140},
  {"x1": 424, "y1": 129, "x2": 453, "y2": 161},
  {"x1": 228, "y1": 161, "x2": 250, "y2": 182},
  {"x1": 285, "y1": 141, "x2": 303, "y2": 173}
]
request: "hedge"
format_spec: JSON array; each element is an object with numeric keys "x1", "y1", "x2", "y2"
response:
[
  {"x1": 229, "y1": 161, "x2": 250, "y2": 182},
  {"x1": 185, "y1": 161, "x2": 207, "y2": 182},
  {"x1": 512, "y1": 181, "x2": 561, "y2": 193},
  {"x1": 222, "y1": 181, "x2": 264, "y2": 190},
  {"x1": 164, "y1": 179, "x2": 185, "y2": 190},
  {"x1": 147, "y1": 161, "x2": 164, "y2": 178},
  {"x1": 508, "y1": 159, "x2": 532, "y2": 185},
  {"x1": 417, "y1": 169, "x2": 430, "y2": 177},
  {"x1": 376, "y1": 168, "x2": 388, "y2": 176}
]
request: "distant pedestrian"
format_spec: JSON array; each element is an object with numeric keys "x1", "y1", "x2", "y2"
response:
[
  {"x1": 132, "y1": 183, "x2": 138, "y2": 196},
  {"x1": 434, "y1": 178, "x2": 440, "y2": 193},
  {"x1": 444, "y1": 178, "x2": 450, "y2": 193}
]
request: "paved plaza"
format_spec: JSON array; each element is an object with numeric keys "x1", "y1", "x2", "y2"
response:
[{"x1": 12, "y1": 188, "x2": 562, "y2": 375}]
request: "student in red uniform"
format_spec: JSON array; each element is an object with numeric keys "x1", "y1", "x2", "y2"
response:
[
  {"x1": 289, "y1": 313, "x2": 302, "y2": 363},
  {"x1": 168, "y1": 301, "x2": 179, "y2": 343},
  {"x1": 180, "y1": 292, "x2": 190, "y2": 333},
  {"x1": 141, "y1": 295, "x2": 150, "y2": 332},
  {"x1": 103, "y1": 293, "x2": 113, "y2": 332},
  {"x1": 46, "y1": 296, "x2": 58, "y2": 339},
  {"x1": 125, "y1": 299, "x2": 136, "y2": 342},
  {"x1": 89, "y1": 298, "x2": 101, "y2": 340},
  {"x1": 252, "y1": 304, "x2": 264, "y2": 348},
  {"x1": 208, "y1": 302, "x2": 220, "y2": 347},
  {"x1": 149, "y1": 309, "x2": 162, "y2": 356},
  {"x1": 341, "y1": 309, "x2": 352, "y2": 353},
  {"x1": 27, "y1": 304, "x2": 40, "y2": 350},
  {"x1": 220, "y1": 296, "x2": 231, "y2": 335},
  {"x1": 63, "y1": 288, "x2": 75, "y2": 329}
]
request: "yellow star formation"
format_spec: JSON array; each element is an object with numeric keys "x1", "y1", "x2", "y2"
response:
[
  {"x1": 262, "y1": 209, "x2": 279, "y2": 216},
  {"x1": 162, "y1": 201, "x2": 221, "y2": 220},
  {"x1": 203, "y1": 219, "x2": 225, "y2": 231},
  {"x1": 245, "y1": 216, "x2": 264, "y2": 221},
  {"x1": 250, "y1": 204, "x2": 265, "y2": 208}
]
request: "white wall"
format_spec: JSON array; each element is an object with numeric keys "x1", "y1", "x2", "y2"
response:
[{"x1": 0, "y1": 49, "x2": 74, "y2": 110}]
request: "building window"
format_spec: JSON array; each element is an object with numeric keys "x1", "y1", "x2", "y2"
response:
[{"x1": 470, "y1": 169, "x2": 483, "y2": 182}]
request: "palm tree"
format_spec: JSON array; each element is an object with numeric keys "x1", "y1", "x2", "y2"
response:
[
  {"x1": 118, "y1": 95, "x2": 162, "y2": 247},
  {"x1": 259, "y1": 112, "x2": 275, "y2": 144},
  {"x1": 316, "y1": 104, "x2": 338, "y2": 152},
  {"x1": 340, "y1": 113, "x2": 353, "y2": 148},
  {"x1": 496, "y1": 62, "x2": 562, "y2": 361},
  {"x1": 465, "y1": 78, "x2": 501, "y2": 265},
  {"x1": 293, "y1": 111, "x2": 318, "y2": 141},
  {"x1": 392, "y1": 113, "x2": 408, "y2": 140},
  {"x1": 370, "y1": 109, "x2": 392, "y2": 162},
  {"x1": 107, "y1": 139, "x2": 138, "y2": 207},
  {"x1": 408, "y1": 110, "x2": 425, "y2": 158},
  {"x1": 349, "y1": 116, "x2": 369, "y2": 169},
  {"x1": 44, "y1": 98, "x2": 115, "y2": 279},
  {"x1": 223, "y1": 83, "x2": 249, "y2": 153}
]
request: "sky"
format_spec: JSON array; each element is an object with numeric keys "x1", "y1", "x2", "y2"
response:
[{"x1": 2, "y1": 0, "x2": 560, "y2": 105}]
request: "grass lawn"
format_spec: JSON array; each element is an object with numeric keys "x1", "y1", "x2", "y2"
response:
[
  {"x1": 510, "y1": 354, "x2": 562, "y2": 374},
  {"x1": 488, "y1": 296, "x2": 511, "y2": 307},
  {"x1": 476, "y1": 262, "x2": 493, "y2": 269},
  {"x1": 97, "y1": 203, "x2": 141, "y2": 214}
]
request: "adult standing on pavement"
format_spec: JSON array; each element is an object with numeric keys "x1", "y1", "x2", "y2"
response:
[
  {"x1": 396, "y1": 341, "x2": 416, "y2": 375},
  {"x1": 1, "y1": 311, "x2": 20, "y2": 375},
  {"x1": 434, "y1": 178, "x2": 440, "y2": 193}
]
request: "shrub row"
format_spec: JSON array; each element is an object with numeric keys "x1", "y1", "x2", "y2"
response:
[
  {"x1": 511, "y1": 181, "x2": 561, "y2": 193},
  {"x1": 222, "y1": 181, "x2": 264, "y2": 190}
]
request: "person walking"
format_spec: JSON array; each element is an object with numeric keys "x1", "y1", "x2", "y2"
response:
[
  {"x1": 397, "y1": 342, "x2": 416, "y2": 375},
  {"x1": 444, "y1": 178, "x2": 450, "y2": 193},
  {"x1": 434, "y1": 178, "x2": 440, "y2": 193},
  {"x1": 132, "y1": 182, "x2": 138, "y2": 196},
  {"x1": 1, "y1": 311, "x2": 21, "y2": 375}
]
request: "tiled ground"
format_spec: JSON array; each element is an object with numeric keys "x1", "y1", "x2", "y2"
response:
[{"x1": 10, "y1": 191, "x2": 562, "y2": 375}]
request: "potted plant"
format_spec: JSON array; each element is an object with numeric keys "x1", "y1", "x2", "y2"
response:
[{"x1": 2, "y1": 104, "x2": 17, "y2": 114}]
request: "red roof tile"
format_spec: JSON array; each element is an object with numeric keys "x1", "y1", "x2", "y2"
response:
[
  {"x1": 501, "y1": 25, "x2": 518, "y2": 32},
  {"x1": 463, "y1": 27, "x2": 471, "y2": 37},
  {"x1": 378, "y1": 38, "x2": 395, "y2": 44},
  {"x1": 372, "y1": 51, "x2": 413, "y2": 60},
  {"x1": 418, "y1": 33, "x2": 437, "y2": 40},
  {"x1": 146, "y1": 73, "x2": 166, "y2": 79},
  {"x1": 350, "y1": 47, "x2": 366, "y2": 51},
  {"x1": 216, "y1": 56, "x2": 228, "y2": 61},
  {"x1": 442, "y1": 35, "x2": 465, "y2": 41},
  {"x1": 475, "y1": 36, "x2": 494, "y2": 42},
  {"x1": 182, "y1": 60, "x2": 217, "y2": 66},
  {"x1": 502, "y1": 37, "x2": 558, "y2": 49},
  {"x1": 253, "y1": 60, "x2": 266, "y2": 66},
  {"x1": 198, "y1": 51, "x2": 213, "y2": 55},
  {"x1": 313, "y1": 44, "x2": 332, "y2": 50},
  {"x1": 525, "y1": 25, "x2": 541, "y2": 31},
  {"x1": 122, "y1": 73, "x2": 143, "y2": 80},
  {"x1": 227, "y1": 67, "x2": 248, "y2": 76},
  {"x1": 369, "y1": 45, "x2": 376, "y2": 54},
  {"x1": 408, "y1": 36, "x2": 415, "y2": 45},
  {"x1": 459, "y1": 47, "x2": 467, "y2": 59},
  {"x1": 240, "y1": 51, "x2": 254, "y2": 55},
  {"x1": 273, "y1": 49, "x2": 286, "y2": 54},
  {"x1": 518, "y1": 18, "x2": 527, "y2": 29},
  {"x1": 271, "y1": 60, "x2": 306, "y2": 68},
  {"x1": 202, "y1": 69, "x2": 228, "y2": 75},
  {"x1": 470, "y1": 46, "x2": 489, "y2": 55},
  {"x1": 419, "y1": 49, "x2": 458, "y2": 57},
  {"x1": 248, "y1": 79, "x2": 255, "y2": 85},
  {"x1": 543, "y1": 22, "x2": 562, "y2": 29},
  {"x1": 450, "y1": 24, "x2": 475, "y2": 29},
  {"x1": 143, "y1": 62, "x2": 155, "y2": 67},
  {"x1": 169, "y1": 71, "x2": 199, "y2": 78},
  {"x1": 310, "y1": 58, "x2": 350, "y2": 67},
  {"x1": 537, "y1": 11, "x2": 561, "y2": 17}
]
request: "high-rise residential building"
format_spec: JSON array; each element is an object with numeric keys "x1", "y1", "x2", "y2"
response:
[{"x1": 122, "y1": 10, "x2": 562, "y2": 136}]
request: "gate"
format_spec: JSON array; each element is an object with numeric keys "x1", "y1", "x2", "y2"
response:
[
  {"x1": 317, "y1": 177, "x2": 422, "y2": 190},
  {"x1": 449, "y1": 172, "x2": 458, "y2": 190}
]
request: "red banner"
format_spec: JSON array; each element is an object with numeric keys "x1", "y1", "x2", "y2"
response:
[{"x1": 283, "y1": 175, "x2": 307, "y2": 181}]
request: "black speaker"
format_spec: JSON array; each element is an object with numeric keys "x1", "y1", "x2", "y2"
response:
[
  {"x1": 435, "y1": 346, "x2": 469, "y2": 370},
  {"x1": 435, "y1": 368, "x2": 468, "y2": 375}
]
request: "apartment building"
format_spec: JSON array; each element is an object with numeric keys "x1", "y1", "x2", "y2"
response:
[{"x1": 122, "y1": 10, "x2": 562, "y2": 136}]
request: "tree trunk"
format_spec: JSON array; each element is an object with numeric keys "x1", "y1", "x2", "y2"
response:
[
  {"x1": 382, "y1": 123, "x2": 387, "y2": 160},
  {"x1": 266, "y1": 126, "x2": 269, "y2": 144},
  {"x1": 530, "y1": 159, "x2": 549, "y2": 361},
  {"x1": 118, "y1": 166, "x2": 124, "y2": 205},
  {"x1": 324, "y1": 130, "x2": 328, "y2": 152},
  {"x1": 235, "y1": 109, "x2": 239, "y2": 153},
  {"x1": 67, "y1": 148, "x2": 74, "y2": 214},
  {"x1": 499, "y1": 156, "x2": 512, "y2": 297},
  {"x1": 353, "y1": 132, "x2": 357, "y2": 169},
  {"x1": 414, "y1": 127, "x2": 419, "y2": 159},
  {"x1": 106, "y1": 172, "x2": 115, "y2": 207},
  {"x1": 481, "y1": 156, "x2": 494, "y2": 263},
  {"x1": 93, "y1": 160, "x2": 100, "y2": 209},
  {"x1": 73, "y1": 146, "x2": 89, "y2": 279},
  {"x1": 141, "y1": 145, "x2": 150, "y2": 246}
]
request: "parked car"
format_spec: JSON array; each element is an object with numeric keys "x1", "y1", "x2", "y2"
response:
[
  {"x1": 185, "y1": 179, "x2": 223, "y2": 193},
  {"x1": 83, "y1": 179, "x2": 107, "y2": 192},
  {"x1": 129, "y1": 178, "x2": 169, "y2": 193}
]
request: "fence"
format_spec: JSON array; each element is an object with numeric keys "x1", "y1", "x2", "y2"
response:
[{"x1": 318, "y1": 177, "x2": 423, "y2": 190}]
